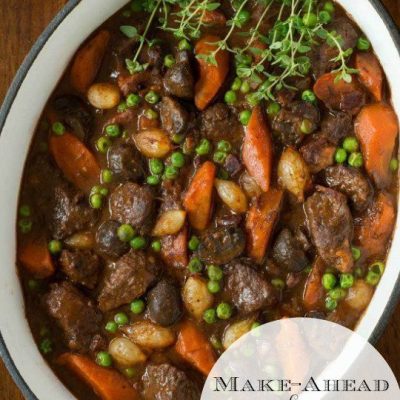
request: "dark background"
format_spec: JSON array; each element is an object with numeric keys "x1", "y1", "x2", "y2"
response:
[{"x1": 0, "y1": 0, "x2": 400, "y2": 398}]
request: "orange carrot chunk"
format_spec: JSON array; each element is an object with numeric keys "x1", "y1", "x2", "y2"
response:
[
  {"x1": 161, "y1": 226, "x2": 189, "y2": 269},
  {"x1": 355, "y1": 52, "x2": 383, "y2": 101},
  {"x1": 303, "y1": 257, "x2": 325, "y2": 311},
  {"x1": 19, "y1": 239, "x2": 55, "y2": 279},
  {"x1": 194, "y1": 35, "x2": 229, "y2": 111},
  {"x1": 202, "y1": 10, "x2": 226, "y2": 25},
  {"x1": 242, "y1": 106, "x2": 273, "y2": 192},
  {"x1": 175, "y1": 321, "x2": 216, "y2": 376},
  {"x1": 59, "y1": 353, "x2": 139, "y2": 400},
  {"x1": 50, "y1": 132, "x2": 100, "y2": 193},
  {"x1": 355, "y1": 103, "x2": 399, "y2": 188},
  {"x1": 183, "y1": 161, "x2": 216, "y2": 230},
  {"x1": 245, "y1": 188, "x2": 283, "y2": 263},
  {"x1": 70, "y1": 30, "x2": 110, "y2": 93}
]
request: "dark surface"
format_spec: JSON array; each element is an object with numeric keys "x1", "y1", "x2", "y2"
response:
[{"x1": 1, "y1": 1, "x2": 400, "y2": 399}]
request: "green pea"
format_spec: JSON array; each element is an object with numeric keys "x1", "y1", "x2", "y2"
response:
[
  {"x1": 149, "y1": 158, "x2": 164, "y2": 175},
  {"x1": 355, "y1": 267, "x2": 364, "y2": 278},
  {"x1": 40, "y1": 338, "x2": 53, "y2": 355},
  {"x1": 325, "y1": 296, "x2": 337, "y2": 311},
  {"x1": 217, "y1": 140, "x2": 232, "y2": 153},
  {"x1": 188, "y1": 257, "x2": 203, "y2": 273},
  {"x1": 105, "y1": 124, "x2": 121, "y2": 138},
  {"x1": 164, "y1": 165, "x2": 179, "y2": 180},
  {"x1": 370, "y1": 261, "x2": 385, "y2": 275},
  {"x1": 147, "y1": 175, "x2": 160, "y2": 185},
  {"x1": 195, "y1": 138, "x2": 211, "y2": 155},
  {"x1": 348, "y1": 152, "x2": 363, "y2": 168},
  {"x1": 224, "y1": 90, "x2": 237, "y2": 105},
  {"x1": 126, "y1": 93, "x2": 141, "y2": 107},
  {"x1": 357, "y1": 37, "x2": 371, "y2": 51},
  {"x1": 207, "y1": 265, "x2": 223, "y2": 281},
  {"x1": 322, "y1": 273, "x2": 337, "y2": 290},
  {"x1": 216, "y1": 302, "x2": 233, "y2": 320},
  {"x1": 239, "y1": 110, "x2": 251, "y2": 125},
  {"x1": 118, "y1": 101, "x2": 128, "y2": 113},
  {"x1": 390, "y1": 158, "x2": 399, "y2": 172},
  {"x1": 100, "y1": 187, "x2": 109, "y2": 197},
  {"x1": 340, "y1": 273, "x2": 355, "y2": 289},
  {"x1": 213, "y1": 151, "x2": 227, "y2": 164},
  {"x1": 105, "y1": 321, "x2": 118, "y2": 333},
  {"x1": 130, "y1": 299, "x2": 145, "y2": 314},
  {"x1": 342, "y1": 136, "x2": 359, "y2": 153},
  {"x1": 164, "y1": 54, "x2": 176, "y2": 68},
  {"x1": 151, "y1": 240, "x2": 162, "y2": 252},
  {"x1": 19, "y1": 205, "x2": 31, "y2": 217},
  {"x1": 52, "y1": 122, "x2": 65, "y2": 136},
  {"x1": 172, "y1": 133, "x2": 185, "y2": 144},
  {"x1": 96, "y1": 136, "x2": 112, "y2": 154},
  {"x1": 171, "y1": 152, "x2": 185, "y2": 168},
  {"x1": 28, "y1": 279, "x2": 40, "y2": 291},
  {"x1": 231, "y1": 77, "x2": 242, "y2": 91},
  {"x1": 210, "y1": 336, "x2": 223, "y2": 349},
  {"x1": 203, "y1": 308, "x2": 217, "y2": 324},
  {"x1": 188, "y1": 235, "x2": 200, "y2": 251},
  {"x1": 145, "y1": 90, "x2": 160, "y2": 104},
  {"x1": 335, "y1": 148, "x2": 347, "y2": 164},
  {"x1": 240, "y1": 80, "x2": 251, "y2": 94},
  {"x1": 114, "y1": 312, "x2": 129, "y2": 326},
  {"x1": 145, "y1": 109, "x2": 158, "y2": 120},
  {"x1": 329, "y1": 287, "x2": 347, "y2": 301},
  {"x1": 117, "y1": 224, "x2": 136, "y2": 242},
  {"x1": 217, "y1": 168, "x2": 229, "y2": 180},
  {"x1": 319, "y1": 10, "x2": 332, "y2": 24},
  {"x1": 271, "y1": 278, "x2": 285, "y2": 290},
  {"x1": 207, "y1": 280, "x2": 221, "y2": 294},
  {"x1": 300, "y1": 119, "x2": 314, "y2": 134},
  {"x1": 123, "y1": 368, "x2": 136, "y2": 378},
  {"x1": 366, "y1": 270, "x2": 380, "y2": 286},
  {"x1": 19, "y1": 218, "x2": 32, "y2": 234},
  {"x1": 96, "y1": 351, "x2": 113, "y2": 367},
  {"x1": 101, "y1": 169, "x2": 113, "y2": 184},
  {"x1": 130, "y1": 236, "x2": 146, "y2": 250},
  {"x1": 237, "y1": 9, "x2": 251, "y2": 25},
  {"x1": 303, "y1": 12, "x2": 318, "y2": 27},
  {"x1": 48, "y1": 240, "x2": 62, "y2": 255},
  {"x1": 323, "y1": 1, "x2": 335, "y2": 13},
  {"x1": 352, "y1": 246, "x2": 361, "y2": 261},
  {"x1": 90, "y1": 193, "x2": 103, "y2": 209},
  {"x1": 302, "y1": 90, "x2": 316, "y2": 103},
  {"x1": 267, "y1": 102, "x2": 281, "y2": 117},
  {"x1": 178, "y1": 39, "x2": 192, "y2": 51}
]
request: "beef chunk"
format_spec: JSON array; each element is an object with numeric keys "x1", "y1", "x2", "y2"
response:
[
  {"x1": 197, "y1": 226, "x2": 245, "y2": 265},
  {"x1": 139, "y1": 44, "x2": 163, "y2": 69},
  {"x1": 272, "y1": 101, "x2": 320, "y2": 147},
  {"x1": 147, "y1": 280, "x2": 182, "y2": 326},
  {"x1": 45, "y1": 282, "x2": 102, "y2": 351},
  {"x1": 272, "y1": 229, "x2": 309, "y2": 272},
  {"x1": 143, "y1": 364, "x2": 200, "y2": 400},
  {"x1": 300, "y1": 134, "x2": 336, "y2": 173},
  {"x1": 53, "y1": 95, "x2": 92, "y2": 141},
  {"x1": 98, "y1": 251, "x2": 159, "y2": 311},
  {"x1": 59, "y1": 249, "x2": 100, "y2": 289},
  {"x1": 118, "y1": 71, "x2": 163, "y2": 97},
  {"x1": 305, "y1": 186, "x2": 354, "y2": 273},
  {"x1": 95, "y1": 220, "x2": 129, "y2": 259},
  {"x1": 50, "y1": 182, "x2": 96, "y2": 240},
  {"x1": 225, "y1": 260, "x2": 277, "y2": 314},
  {"x1": 321, "y1": 111, "x2": 353, "y2": 145},
  {"x1": 107, "y1": 143, "x2": 144, "y2": 182},
  {"x1": 215, "y1": 210, "x2": 243, "y2": 228},
  {"x1": 224, "y1": 154, "x2": 242, "y2": 177},
  {"x1": 160, "y1": 96, "x2": 189, "y2": 136},
  {"x1": 312, "y1": 17, "x2": 358, "y2": 77},
  {"x1": 163, "y1": 62, "x2": 194, "y2": 99},
  {"x1": 324, "y1": 165, "x2": 373, "y2": 212},
  {"x1": 109, "y1": 183, "x2": 154, "y2": 229},
  {"x1": 200, "y1": 103, "x2": 243, "y2": 146}
]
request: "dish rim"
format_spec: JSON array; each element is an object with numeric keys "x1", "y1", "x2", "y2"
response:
[{"x1": 0, "y1": 0, "x2": 399, "y2": 398}]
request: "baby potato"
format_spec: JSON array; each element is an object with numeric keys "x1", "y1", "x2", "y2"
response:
[
  {"x1": 345, "y1": 279, "x2": 374, "y2": 312},
  {"x1": 87, "y1": 83, "x2": 121, "y2": 109},
  {"x1": 108, "y1": 337, "x2": 147, "y2": 367},
  {"x1": 152, "y1": 210, "x2": 186, "y2": 236},
  {"x1": 134, "y1": 129, "x2": 172, "y2": 158},
  {"x1": 222, "y1": 318, "x2": 255, "y2": 349},
  {"x1": 278, "y1": 147, "x2": 311, "y2": 202},
  {"x1": 215, "y1": 179, "x2": 248, "y2": 213},
  {"x1": 182, "y1": 276, "x2": 214, "y2": 319}
]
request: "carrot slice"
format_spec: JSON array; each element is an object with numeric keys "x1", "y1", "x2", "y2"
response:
[
  {"x1": 183, "y1": 161, "x2": 216, "y2": 230},
  {"x1": 356, "y1": 192, "x2": 395, "y2": 257},
  {"x1": 18, "y1": 238, "x2": 55, "y2": 279},
  {"x1": 242, "y1": 106, "x2": 273, "y2": 192},
  {"x1": 303, "y1": 257, "x2": 325, "y2": 311},
  {"x1": 245, "y1": 188, "x2": 283, "y2": 263},
  {"x1": 313, "y1": 72, "x2": 365, "y2": 114},
  {"x1": 202, "y1": 10, "x2": 226, "y2": 25},
  {"x1": 50, "y1": 132, "x2": 100, "y2": 192},
  {"x1": 175, "y1": 321, "x2": 216, "y2": 376},
  {"x1": 355, "y1": 103, "x2": 398, "y2": 188},
  {"x1": 194, "y1": 35, "x2": 229, "y2": 110},
  {"x1": 58, "y1": 353, "x2": 139, "y2": 400},
  {"x1": 355, "y1": 52, "x2": 383, "y2": 101},
  {"x1": 70, "y1": 30, "x2": 110, "y2": 93}
]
